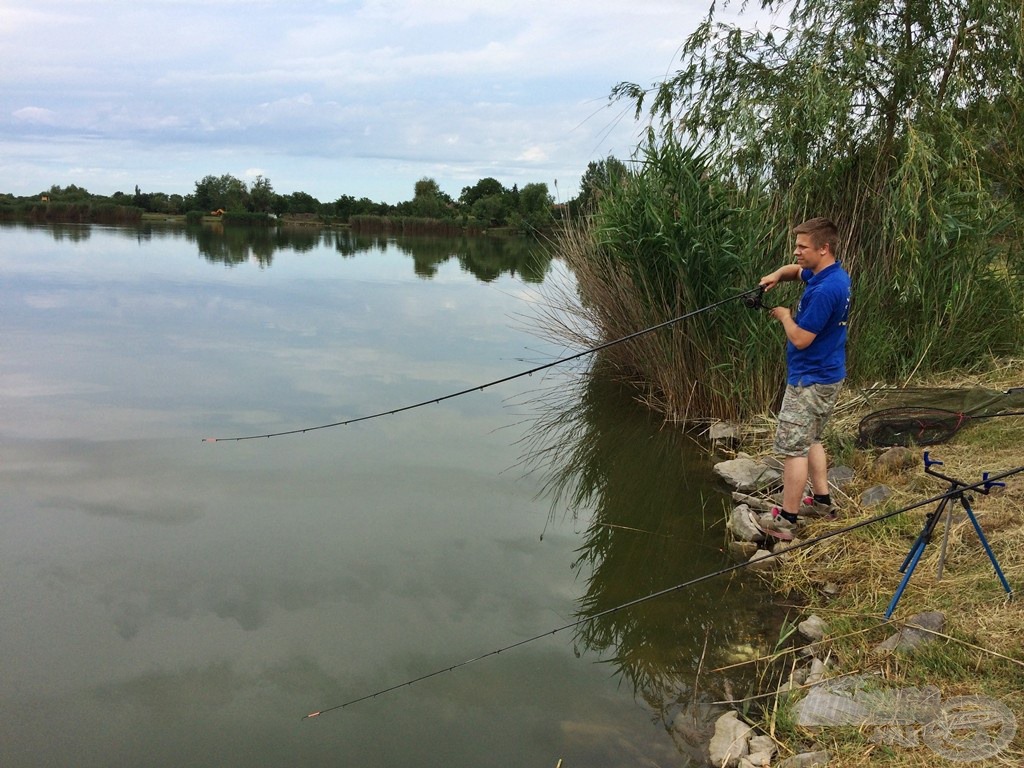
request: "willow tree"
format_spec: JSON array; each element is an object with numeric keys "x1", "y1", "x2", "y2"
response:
[{"x1": 612, "y1": 0, "x2": 1024, "y2": 381}]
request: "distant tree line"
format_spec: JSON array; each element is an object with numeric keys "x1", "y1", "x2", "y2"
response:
[
  {"x1": 0, "y1": 162, "x2": 627, "y2": 232},
  {"x1": 0, "y1": 183, "x2": 147, "y2": 225}
]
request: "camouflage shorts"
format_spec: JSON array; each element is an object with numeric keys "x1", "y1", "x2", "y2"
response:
[{"x1": 773, "y1": 382, "x2": 844, "y2": 457}]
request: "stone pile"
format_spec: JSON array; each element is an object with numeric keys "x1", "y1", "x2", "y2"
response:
[
  {"x1": 714, "y1": 446, "x2": 931, "y2": 584},
  {"x1": 703, "y1": 612, "x2": 840, "y2": 767},
  {"x1": 701, "y1": 611, "x2": 950, "y2": 766},
  {"x1": 705, "y1": 446, "x2": 948, "y2": 766},
  {"x1": 706, "y1": 708, "x2": 830, "y2": 768},
  {"x1": 715, "y1": 453, "x2": 862, "y2": 574}
]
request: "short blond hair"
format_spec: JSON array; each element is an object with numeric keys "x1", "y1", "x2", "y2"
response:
[{"x1": 794, "y1": 217, "x2": 838, "y2": 254}]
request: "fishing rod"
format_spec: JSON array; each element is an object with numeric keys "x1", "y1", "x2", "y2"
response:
[
  {"x1": 203, "y1": 286, "x2": 766, "y2": 442},
  {"x1": 303, "y1": 462, "x2": 1023, "y2": 721}
]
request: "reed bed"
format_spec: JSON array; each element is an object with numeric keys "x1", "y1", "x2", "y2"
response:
[
  {"x1": 543, "y1": 129, "x2": 1024, "y2": 425},
  {"x1": 541, "y1": 139, "x2": 785, "y2": 423},
  {"x1": 2, "y1": 201, "x2": 144, "y2": 225}
]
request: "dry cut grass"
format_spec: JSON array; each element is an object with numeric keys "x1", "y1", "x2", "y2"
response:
[{"x1": 743, "y1": 358, "x2": 1024, "y2": 767}]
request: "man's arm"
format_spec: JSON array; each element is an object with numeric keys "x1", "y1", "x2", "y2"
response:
[
  {"x1": 759, "y1": 264, "x2": 803, "y2": 291},
  {"x1": 770, "y1": 306, "x2": 816, "y2": 350}
]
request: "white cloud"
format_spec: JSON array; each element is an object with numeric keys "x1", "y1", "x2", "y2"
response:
[
  {"x1": 0, "y1": 0, "x2": 720, "y2": 202},
  {"x1": 13, "y1": 106, "x2": 58, "y2": 125},
  {"x1": 517, "y1": 146, "x2": 548, "y2": 163}
]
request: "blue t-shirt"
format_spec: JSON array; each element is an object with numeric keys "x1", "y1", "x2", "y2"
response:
[{"x1": 785, "y1": 262, "x2": 850, "y2": 386}]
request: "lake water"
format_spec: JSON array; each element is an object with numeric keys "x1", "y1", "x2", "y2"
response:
[{"x1": 0, "y1": 223, "x2": 773, "y2": 767}]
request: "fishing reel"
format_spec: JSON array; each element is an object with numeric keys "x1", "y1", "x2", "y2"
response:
[{"x1": 741, "y1": 285, "x2": 768, "y2": 310}]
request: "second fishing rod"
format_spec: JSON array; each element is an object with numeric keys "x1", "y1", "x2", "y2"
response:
[
  {"x1": 302, "y1": 461, "x2": 1023, "y2": 721},
  {"x1": 203, "y1": 284, "x2": 770, "y2": 442}
]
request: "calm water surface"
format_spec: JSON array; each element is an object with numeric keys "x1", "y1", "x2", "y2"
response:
[{"x1": 1, "y1": 224, "x2": 771, "y2": 767}]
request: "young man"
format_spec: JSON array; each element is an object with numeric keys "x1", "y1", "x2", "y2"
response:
[{"x1": 755, "y1": 217, "x2": 851, "y2": 540}]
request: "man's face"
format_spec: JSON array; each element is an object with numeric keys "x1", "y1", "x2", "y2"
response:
[{"x1": 793, "y1": 233, "x2": 828, "y2": 272}]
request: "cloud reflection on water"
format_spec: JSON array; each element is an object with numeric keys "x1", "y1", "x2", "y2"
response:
[{"x1": 1, "y1": 223, "x2": 721, "y2": 767}]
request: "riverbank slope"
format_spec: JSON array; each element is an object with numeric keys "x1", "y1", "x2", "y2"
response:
[{"x1": 731, "y1": 359, "x2": 1024, "y2": 767}]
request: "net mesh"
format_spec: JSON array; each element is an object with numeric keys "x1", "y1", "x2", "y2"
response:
[
  {"x1": 857, "y1": 407, "x2": 967, "y2": 447},
  {"x1": 855, "y1": 387, "x2": 1024, "y2": 448}
]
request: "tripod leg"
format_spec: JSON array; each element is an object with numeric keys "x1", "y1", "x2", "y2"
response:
[
  {"x1": 900, "y1": 497, "x2": 948, "y2": 573},
  {"x1": 886, "y1": 538, "x2": 929, "y2": 619},
  {"x1": 935, "y1": 503, "x2": 953, "y2": 580},
  {"x1": 961, "y1": 497, "x2": 1013, "y2": 596}
]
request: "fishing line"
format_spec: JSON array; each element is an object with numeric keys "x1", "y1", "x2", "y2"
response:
[
  {"x1": 204, "y1": 287, "x2": 764, "y2": 442},
  {"x1": 303, "y1": 463, "x2": 1023, "y2": 721}
]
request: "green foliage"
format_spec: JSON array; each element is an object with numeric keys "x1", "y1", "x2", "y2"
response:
[
  {"x1": 275, "y1": 190, "x2": 322, "y2": 215},
  {"x1": 594, "y1": 0, "x2": 1024, "y2": 416},
  {"x1": 553, "y1": 133, "x2": 784, "y2": 420},
  {"x1": 248, "y1": 175, "x2": 275, "y2": 213},
  {"x1": 348, "y1": 215, "x2": 467, "y2": 238},
  {"x1": 459, "y1": 177, "x2": 506, "y2": 207},
  {"x1": 514, "y1": 182, "x2": 554, "y2": 232},
  {"x1": 470, "y1": 194, "x2": 506, "y2": 227},
  {"x1": 573, "y1": 156, "x2": 628, "y2": 214},
  {"x1": 191, "y1": 173, "x2": 250, "y2": 212},
  {"x1": 409, "y1": 177, "x2": 453, "y2": 219},
  {"x1": 332, "y1": 194, "x2": 389, "y2": 221},
  {"x1": 110, "y1": 188, "x2": 183, "y2": 215},
  {"x1": 46, "y1": 184, "x2": 92, "y2": 203}
]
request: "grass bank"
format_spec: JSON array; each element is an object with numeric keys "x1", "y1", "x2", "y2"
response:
[{"x1": 734, "y1": 359, "x2": 1024, "y2": 766}]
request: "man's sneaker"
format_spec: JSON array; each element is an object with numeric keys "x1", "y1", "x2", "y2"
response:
[
  {"x1": 801, "y1": 496, "x2": 838, "y2": 520},
  {"x1": 748, "y1": 508, "x2": 796, "y2": 541}
]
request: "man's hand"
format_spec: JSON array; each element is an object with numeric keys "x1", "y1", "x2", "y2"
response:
[
  {"x1": 771, "y1": 306, "x2": 816, "y2": 349},
  {"x1": 760, "y1": 263, "x2": 803, "y2": 291}
]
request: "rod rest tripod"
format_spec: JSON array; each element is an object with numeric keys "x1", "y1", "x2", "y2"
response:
[{"x1": 884, "y1": 452, "x2": 1013, "y2": 619}]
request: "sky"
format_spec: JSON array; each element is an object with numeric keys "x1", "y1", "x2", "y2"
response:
[{"x1": 0, "y1": 0, "x2": 741, "y2": 205}]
